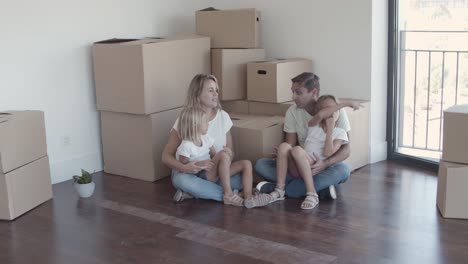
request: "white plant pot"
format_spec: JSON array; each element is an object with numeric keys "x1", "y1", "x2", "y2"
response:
[{"x1": 74, "y1": 182, "x2": 95, "y2": 198}]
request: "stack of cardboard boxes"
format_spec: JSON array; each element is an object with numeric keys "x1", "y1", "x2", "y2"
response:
[
  {"x1": 437, "y1": 104, "x2": 468, "y2": 219},
  {"x1": 0, "y1": 111, "x2": 52, "y2": 220},
  {"x1": 93, "y1": 35, "x2": 210, "y2": 181},
  {"x1": 197, "y1": 8, "x2": 300, "y2": 168}
]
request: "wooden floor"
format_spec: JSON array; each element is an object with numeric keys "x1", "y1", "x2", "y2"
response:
[{"x1": 1, "y1": 160, "x2": 468, "y2": 264}]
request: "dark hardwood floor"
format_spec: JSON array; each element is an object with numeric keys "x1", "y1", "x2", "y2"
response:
[{"x1": 1, "y1": 160, "x2": 467, "y2": 264}]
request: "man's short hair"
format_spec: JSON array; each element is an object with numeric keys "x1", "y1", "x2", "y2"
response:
[{"x1": 291, "y1": 72, "x2": 320, "y2": 92}]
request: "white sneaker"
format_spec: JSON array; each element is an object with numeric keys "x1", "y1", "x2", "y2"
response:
[
  {"x1": 329, "y1": 185, "x2": 337, "y2": 200},
  {"x1": 173, "y1": 189, "x2": 194, "y2": 202}
]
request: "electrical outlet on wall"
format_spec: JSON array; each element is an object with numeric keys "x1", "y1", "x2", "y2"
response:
[{"x1": 61, "y1": 136, "x2": 71, "y2": 147}]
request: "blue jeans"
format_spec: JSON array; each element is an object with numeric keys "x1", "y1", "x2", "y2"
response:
[
  {"x1": 254, "y1": 158, "x2": 350, "y2": 198},
  {"x1": 171, "y1": 170, "x2": 243, "y2": 202}
]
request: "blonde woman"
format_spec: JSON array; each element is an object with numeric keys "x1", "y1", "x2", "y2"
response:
[{"x1": 162, "y1": 74, "x2": 271, "y2": 207}]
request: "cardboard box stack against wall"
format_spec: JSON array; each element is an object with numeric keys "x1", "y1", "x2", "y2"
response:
[
  {"x1": 437, "y1": 104, "x2": 468, "y2": 219},
  {"x1": 93, "y1": 34, "x2": 210, "y2": 181},
  {"x1": 0, "y1": 111, "x2": 53, "y2": 220},
  {"x1": 196, "y1": 7, "x2": 288, "y2": 168}
]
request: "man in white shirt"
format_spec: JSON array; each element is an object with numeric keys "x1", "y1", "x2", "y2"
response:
[{"x1": 254, "y1": 72, "x2": 351, "y2": 200}]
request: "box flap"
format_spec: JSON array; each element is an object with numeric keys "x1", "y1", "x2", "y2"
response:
[{"x1": 445, "y1": 104, "x2": 468, "y2": 114}]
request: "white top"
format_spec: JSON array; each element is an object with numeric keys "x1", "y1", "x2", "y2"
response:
[
  {"x1": 283, "y1": 104, "x2": 351, "y2": 147},
  {"x1": 173, "y1": 109, "x2": 233, "y2": 152},
  {"x1": 304, "y1": 126, "x2": 349, "y2": 160},
  {"x1": 176, "y1": 134, "x2": 214, "y2": 162}
]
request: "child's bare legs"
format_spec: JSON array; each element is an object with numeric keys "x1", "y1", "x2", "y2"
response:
[
  {"x1": 217, "y1": 152, "x2": 244, "y2": 206},
  {"x1": 205, "y1": 152, "x2": 222, "y2": 182},
  {"x1": 220, "y1": 158, "x2": 272, "y2": 208},
  {"x1": 270, "y1": 143, "x2": 298, "y2": 202},
  {"x1": 290, "y1": 146, "x2": 319, "y2": 210},
  {"x1": 227, "y1": 160, "x2": 253, "y2": 199}
]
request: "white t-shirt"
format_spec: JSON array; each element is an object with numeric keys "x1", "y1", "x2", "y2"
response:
[
  {"x1": 283, "y1": 104, "x2": 351, "y2": 147},
  {"x1": 173, "y1": 109, "x2": 233, "y2": 152},
  {"x1": 304, "y1": 126, "x2": 349, "y2": 160},
  {"x1": 176, "y1": 134, "x2": 214, "y2": 162}
]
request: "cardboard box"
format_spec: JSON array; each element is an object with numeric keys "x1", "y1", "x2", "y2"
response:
[
  {"x1": 229, "y1": 113, "x2": 284, "y2": 164},
  {"x1": 100, "y1": 107, "x2": 183, "y2": 181},
  {"x1": 343, "y1": 99, "x2": 370, "y2": 171},
  {"x1": 0, "y1": 111, "x2": 47, "y2": 173},
  {"x1": 212, "y1": 49, "x2": 266, "y2": 100},
  {"x1": 442, "y1": 104, "x2": 468, "y2": 164},
  {"x1": 221, "y1": 100, "x2": 249, "y2": 114},
  {"x1": 248, "y1": 101, "x2": 294, "y2": 116},
  {"x1": 93, "y1": 35, "x2": 210, "y2": 114},
  {"x1": 437, "y1": 161, "x2": 468, "y2": 219},
  {"x1": 0, "y1": 156, "x2": 52, "y2": 220},
  {"x1": 196, "y1": 8, "x2": 260, "y2": 48},
  {"x1": 247, "y1": 59, "x2": 313, "y2": 103}
]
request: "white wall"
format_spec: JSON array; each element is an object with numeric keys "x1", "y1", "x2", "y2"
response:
[
  {"x1": 0, "y1": 0, "x2": 387, "y2": 184},
  {"x1": 0, "y1": 0, "x2": 211, "y2": 183}
]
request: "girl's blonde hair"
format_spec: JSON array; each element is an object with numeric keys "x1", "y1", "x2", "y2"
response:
[
  {"x1": 177, "y1": 107, "x2": 206, "y2": 142},
  {"x1": 186, "y1": 74, "x2": 222, "y2": 110}
]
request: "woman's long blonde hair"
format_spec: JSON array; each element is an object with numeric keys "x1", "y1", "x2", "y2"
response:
[
  {"x1": 185, "y1": 74, "x2": 222, "y2": 110},
  {"x1": 177, "y1": 107, "x2": 206, "y2": 142}
]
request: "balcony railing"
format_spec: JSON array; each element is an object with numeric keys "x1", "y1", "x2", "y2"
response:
[{"x1": 398, "y1": 30, "x2": 468, "y2": 160}]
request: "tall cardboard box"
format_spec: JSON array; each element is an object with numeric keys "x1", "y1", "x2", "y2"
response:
[
  {"x1": 93, "y1": 35, "x2": 210, "y2": 114},
  {"x1": 0, "y1": 111, "x2": 47, "y2": 173},
  {"x1": 0, "y1": 156, "x2": 52, "y2": 220},
  {"x1": 196, "y1": 8, "x2": 260, "y2": 48},
  {"x1": 437, "y1": 161, "x2": 468, "y2": 219},
  {"x1": 221, "y1": 100, "x2": 249, "y2": 114},
  {"x1": 343, "y1": 99, "x2": 370, "y2": 171},
  {"x1": 247, "y1": 59, "x2": 313, "y2": 103},
  {"x1": 230, "y1": 113, "x2": 284, "y2": 164},
  {"x1": 212, "y1": 49, "x2": 266, "y2": 100},
  {"x1": 100, "y1": 108, "x2": 183, "y2": 181},
  {"x1": 248, "y1": 101, "x2": 294, "y2": 116},
  {"x1": 442, "y1": 104, "x2": 468, "y2": 164}
]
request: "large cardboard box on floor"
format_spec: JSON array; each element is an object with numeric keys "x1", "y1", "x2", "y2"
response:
[
  {"x1": 442, "y1": 104, "x2": 468, "y2": 164},
  {"x1": 229, "y1": 113, "x2": 284, "y2": 164},
  {"x1": 100, "y1": 108, "x2": 183, "y2": 182},
  {"x1": 93, "y1": 35, "x2": 210, "y2": 114},
  {"x1": 212, "y1": 49, "x2": 265, "y2": 100},
  {"x1": 247, "y1": 59, "x2": 313, "y2": 103},
  {"x1": 0, "y1": 156, "x2": 52, "y2": 220},
  {"x1": 0, "y1": 111, "x2": 47, "y2": 173},
  {"x1": 437, "y1": 161, "x2": 468, "y2": 219},
  {"x1": 343, "y1": 99, "x2": 370, "y2": 171},
  {"x1": 221, "y1": 100, "x2": 249, "y2": 114},
  {"x1": 196, "y1": 8, "x2": 260, "y2": 48},
  {"x1": 248, "y1": 101, "x2": 294, "y2": 116}
]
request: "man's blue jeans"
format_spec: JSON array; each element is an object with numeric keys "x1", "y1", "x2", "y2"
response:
[
  {"x1": 254, "y1": 158, "x2": 350, "y2": 198},
  {"x1": 171, "y1": 170, "x2": 243, "y2": 202}
]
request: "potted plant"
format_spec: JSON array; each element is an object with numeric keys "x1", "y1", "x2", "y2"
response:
[{"x1": 73, "y1": 169, "x2": 95, "y2": 198}]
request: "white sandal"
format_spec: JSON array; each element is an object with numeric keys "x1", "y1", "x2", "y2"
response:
[
  {"x1": 301, "y1": 192, "x2": 319, "y2": 210},
  {"x1": 269, "y1": 188, "x2": 286, "y2": 203}
]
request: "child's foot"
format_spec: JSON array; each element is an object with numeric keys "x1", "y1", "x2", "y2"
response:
[
  {"x1": 223, "y1": 193, "x2": 244, "y2": 207},
  {"x1": 244, "y1": 193, "x2": 273, "y2": 209},
  {"x1": 173, "y1": 189, "x2": 194, "y2": 203},
  {"x1": 301, "y1": 192, "x2": 319, "y2": 210},
  {"x1": 269, "y1": 188, "x2": 285, "y2": 203}
]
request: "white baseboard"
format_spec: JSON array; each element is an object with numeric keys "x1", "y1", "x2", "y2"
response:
[
  {"x1": 370, "y1": 141, "x2": 387, "y2": 164},
  {"x1": 50, "y1": 152, "x2": 103, "y2": 184}
]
